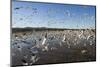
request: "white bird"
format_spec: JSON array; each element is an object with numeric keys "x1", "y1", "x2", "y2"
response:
[
  {"x1": 31, "y1": 56, "x2": 36, "y2": 62},
  {"x1": 42, "y1": 46, "x2": 49, "y2": 51},
  {"x1": 42, "y1": 33, "x2": 47, "y2": 45},
  {"x1": 87, "y1": 34, "x2": 91, "y2": 40},
  {"x1": 22, "y1": 63, "x2": 28, "y2": 65},
  {"x1": 42, "y1": 37, "x2": 46, "y2": 45},
  {"x1": 78, "y1": 30, "x2": 84, "y2": 39},
  {"x1": 30, "y1": 56, "x2": 39, "y2": 63},
  {"x1": 62, "y1": 34, "x2": 66, "y2": 42},
  {"x1": 90, "y1": 41, "x2": 93, "y2": 46},
  {"x1": 81, "y1": 50, "x2": 87, "y2": 54}
]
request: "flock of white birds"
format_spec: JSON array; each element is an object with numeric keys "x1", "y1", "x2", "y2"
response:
[{"x1": 11, "y1": 29, "x2": 96, "y2": 66}]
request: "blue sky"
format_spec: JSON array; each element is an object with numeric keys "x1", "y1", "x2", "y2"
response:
[{"x1": 12, "y1": 1, "x2": 96, "y2": 29}]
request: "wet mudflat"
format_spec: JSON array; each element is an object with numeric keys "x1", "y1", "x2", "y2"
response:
[{"x1": 11, "y1": 28, "x2": 96, "y2": 67}]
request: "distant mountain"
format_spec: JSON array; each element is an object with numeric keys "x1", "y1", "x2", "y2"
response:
[{"x1": 12, "y1": 27, "x2": 95, "y2": 33}]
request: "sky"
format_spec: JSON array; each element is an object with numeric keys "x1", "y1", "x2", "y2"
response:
[{"x1": 12, "y1": 0, "x2": 96, "y2": 29}]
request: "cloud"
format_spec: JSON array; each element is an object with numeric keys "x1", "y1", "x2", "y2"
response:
[
  {"x1": 65, "y1": 10, "x2": 71, "y2": 17},
  {"x1": 80, "y1": 5, "x2": 88, "y2": 9},
  {"x1": 91, "y1": 16, "x2": 95, "y2": 20}
]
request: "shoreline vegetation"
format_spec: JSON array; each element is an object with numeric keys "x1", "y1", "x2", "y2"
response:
[{"x1": 12, "y1": 27, "x2": 95, "y2": 33}]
